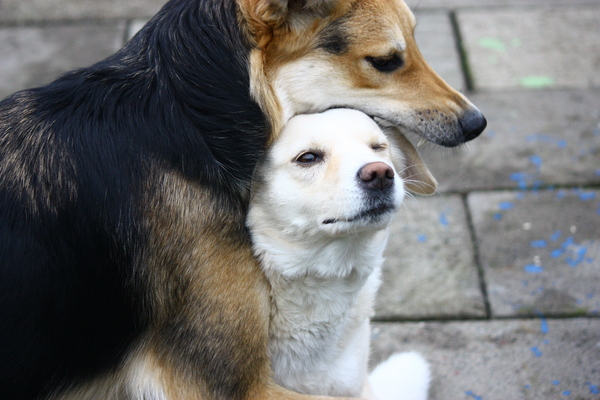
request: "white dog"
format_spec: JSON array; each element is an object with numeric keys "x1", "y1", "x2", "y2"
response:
[{"x1": 247, "y1": 109, "x2": 435, "y2": 400}]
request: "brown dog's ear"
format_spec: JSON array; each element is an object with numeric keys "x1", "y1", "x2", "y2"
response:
[
  {"x1": 386, "y1": 127, "x2": 438, "y2": 195},
  {"x1": 238, "y1": 0, "x2": 346, "y2": 31}
]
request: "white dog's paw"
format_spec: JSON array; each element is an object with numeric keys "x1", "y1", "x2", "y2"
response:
[{"x1": 368, "y1": 352, "x2": 430, "y2": 400}]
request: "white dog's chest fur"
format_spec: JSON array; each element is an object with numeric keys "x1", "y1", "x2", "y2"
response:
[{"x1": 254, "y1": 230, "x2": 387, "y2": 397}]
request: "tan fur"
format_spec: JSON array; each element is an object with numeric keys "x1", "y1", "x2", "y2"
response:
[{"x1": 238, "y1": 0, "x2": 480, "y2": 146}]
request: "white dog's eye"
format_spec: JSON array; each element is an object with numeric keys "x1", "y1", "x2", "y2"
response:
[
  {"x1": 370, "y1": 143, "x2": 387, "y2": 151},
  {"x1": 295, "y1": 151, "x2": 323, "y2": 166}
]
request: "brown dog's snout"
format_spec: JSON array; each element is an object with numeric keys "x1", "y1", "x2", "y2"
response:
[
  {"x1": 358, "y1": 162, "x2": 394, "y2": 191},
  {"x1": 459, "y1": 108, "x2": 487, "y2": 142}
]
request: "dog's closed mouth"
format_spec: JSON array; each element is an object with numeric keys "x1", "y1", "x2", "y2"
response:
[{"x1": 323, "y1": 204, "x2": 395, "y2": 225}]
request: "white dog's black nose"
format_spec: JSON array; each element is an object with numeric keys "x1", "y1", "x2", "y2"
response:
[{"x1": 358, "y1": 162, "x2": 394, "y2": 191}]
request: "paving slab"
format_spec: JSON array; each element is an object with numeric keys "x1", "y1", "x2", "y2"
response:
[
  {"x1": 375, "y1": 195, "x2": 486, "y2": 320},
  {"x1": 419, "y1": 89, "x2": 600, "y2": 193},
  {"x1": 406, "y1": 0, "x2": 599, "y2": 9},
  {"x1": 370, "y1": 318, "x2": 600, "y2": 400},
  {"x1": 457, "y1": 7, "x2": 600, "y2": 90},
  {"x1": 0, "y1": 0, "x2": 167, "y2": 22},
  {"x1": 0, "y1": 23, "x2": 126, "y2": 99},
  {"x1": 414, "y1": 11, "x2": 465, "y2": 91},
  {"x1": 468, "y1": 189, "x2": 600, "y2": 318}
]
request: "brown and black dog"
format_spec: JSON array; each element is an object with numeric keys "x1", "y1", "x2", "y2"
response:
[{"x1": 0, "y1": 0, "x2": 485, "y2": 399}]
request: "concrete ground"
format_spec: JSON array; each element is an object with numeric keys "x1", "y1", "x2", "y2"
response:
[{"x1": 1, "y1": 0, "x2": 598, "y2": 399}]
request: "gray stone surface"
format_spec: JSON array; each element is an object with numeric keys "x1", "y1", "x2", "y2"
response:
[
  {"x1": 469, "y1": 190, "x2": 600, "y2": 317},
  {"x1": 0, "y1": 23, "x2": 126, "y2": 99},
  {"x1": 406, "y1": 0, "x2": 599, "y2": 9},
  {"x1": 414, "y1": 11, "x2": 465, "y2": 91},
  {"x1": 370, "y1": 318, "x2": 600, "y2": 400},
  {"x1": 1, "y1": 1, "x2": 600, "y2": 399},
  {"x1": 421, "y1": 89, "x2": 600, "y2": 193},
  {"x1": 458, "y1": 7, "x2": 600, "y2": 90},
  {"x1": 376, "y1": 195, "x2": 486, "y2": 319},
  {"x1": 0, "y1": 0, "x2": 167, "y2": 22}
]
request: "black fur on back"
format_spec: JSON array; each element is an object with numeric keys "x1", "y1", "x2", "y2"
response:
[{"x1": 0, "y1": 0, "x2": 267, "y2": 398}]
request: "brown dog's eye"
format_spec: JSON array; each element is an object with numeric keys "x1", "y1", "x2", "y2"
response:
[
  {"x1": 295, "y1": 151, "x2": 323, "y2": 165},
  {"x1": 366, "y1": 54, "x2": 404, "y2": 73}
]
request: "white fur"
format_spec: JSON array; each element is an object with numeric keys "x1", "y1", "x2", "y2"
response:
[
  {"x1": 369, "y1": 353, "x2": 431, "y2": 400},
  {"x1": 247, "y1": 109, "x2": 430, "y2": 399}
]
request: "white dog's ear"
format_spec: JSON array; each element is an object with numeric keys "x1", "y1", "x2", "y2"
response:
[{"x1": 387, "y1": 128, "x2": 438, "y2": 196}]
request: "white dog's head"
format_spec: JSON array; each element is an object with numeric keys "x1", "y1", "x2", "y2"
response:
[{"x1": 248, "y1": 108, "x2": 436, "y2": 240}]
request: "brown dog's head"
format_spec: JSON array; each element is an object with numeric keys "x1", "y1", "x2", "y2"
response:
[{"x1": 238, "y1": 0, "x2": 486, "y2": 147}]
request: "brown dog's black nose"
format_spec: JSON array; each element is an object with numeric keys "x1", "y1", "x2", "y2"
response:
[
  {"x1": 459, "y1": 108, "x2": 487, "y2": 142},
  {"x1": 358, "y1": 162, "x2": 394, "y2": 191}
]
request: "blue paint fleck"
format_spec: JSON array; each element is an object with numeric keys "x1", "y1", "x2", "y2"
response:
[
  {"x1": 552, "y1": 380, "x2": 561, "y2": 385},
  {"x1": 531, "y1": 346, "x2": 543, "y2": 357},
  {"x1": 550, "y1": 231, "x2": 562, "y2": 241},
  {"x1": 499, "y1": 202, "x2": 514, "y2": 210},
  {"x1": 524, "y1": 264, "x2": 544, "y2": 274},
  {"x1": 541, "y1": 319, "x2": 549, "y2": 334},
  {"x1": 465, "y1": 391, "x2": 483, "y2": 400},
  {"x1": 566, "y1": 246, "x2": 587, "y2": 267},
  {"x1": 551, "y1": 249, "x2": 564, "y2": 258},
  {"x1": 524, "y1": 384, "x2": 531, "y2": 389},
  {"x1": 531, "y1": 240, "x2": 547, "y2": 248},
  {"x1": 562, "y1": 391, "x2": 571, "y2": 396},
  {"x1": 417, "y1": 234, "x2": 428, "y2": 243},
  {"x1": 530, "y1": 155, "x2": 543, "y2": 170},
  {"x1": 493, "y1": 213, "x2": 503, "y2": 221},
  {"x1": 579, "y1": 191, "x2": 596, "y2": 201},
  {"x1": 556, "y1": 140, "x2": 567, "y2": 148},
  {"x1": 590, "y1": 384, "x2": 599, "y2": 394},
  {"x1": 439, "y1": 212, "x2": 450, "y2": 226},
  {"x1": 510, "y1": 172, "x2": 531, "y2": 190}
]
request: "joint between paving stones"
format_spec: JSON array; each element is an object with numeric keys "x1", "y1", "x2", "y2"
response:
[{"x1": 449, "y1": 10, "x2": 475, "y2": 93}]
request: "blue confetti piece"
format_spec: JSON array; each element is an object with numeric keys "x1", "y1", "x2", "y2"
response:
[
  {"x1": 531, "y1": 346, "x2": 543, "y2": 357},
  {"x1": 590, "y1": 384, "x2": 599, "y2": 394},
  {"x1": 499, "y1": 202, "x2": 514, "y2": 210},
  {"x1": 550, "y1": 231, "x2": 562, "y2": 241},
  {"x1": 417, "y1": 234, "x2": 428, "y2": 243},
  {"x1": 541, "y1": 319, "x2": 549, "y2": 334},
  {"x1": 524, "y1": 384, "x2": 531, "y2": 389},
  {"x1": 524, "y1": 264, "x2": 544, "y2": 274},
  {"x1": 465, "y1": 391, "x2": 483, "y2": 400},
  {"x1": 531, "y1": 240, "x2": 547, "y2": 248},
  {"x1": 562, "y1": 391, "x2": 571, "y2": 396},
  {"x1": 493, "y1": 213, "x2": 503, "y2": 221},
  {"x1": 552, "y1": 380, "x2": 561, "y2": 385},
  {"x1": 556, "y1": 140, "x2": 567, "y2": 148}
]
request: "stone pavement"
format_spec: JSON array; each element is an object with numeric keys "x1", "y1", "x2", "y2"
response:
[{"x1": 1, "y1": 0, "x2": 599, "y2": 399}]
